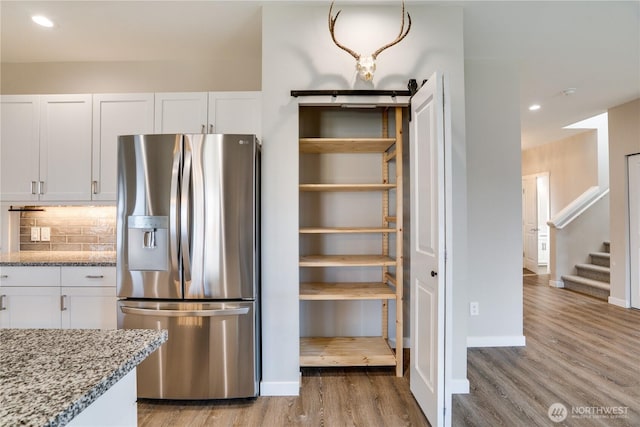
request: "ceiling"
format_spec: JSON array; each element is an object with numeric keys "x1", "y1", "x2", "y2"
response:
[{"x1": 1, "y1": 1, "x2": 638, "y2": 149}]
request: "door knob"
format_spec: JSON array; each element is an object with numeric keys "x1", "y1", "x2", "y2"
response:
[{"x1": 431, "y1": 271, "x2": 438, "y2": 277}]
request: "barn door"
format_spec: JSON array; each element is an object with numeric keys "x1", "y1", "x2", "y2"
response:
[{"x1": 409, "y1": 72, "x2": 446, "y2": 427}]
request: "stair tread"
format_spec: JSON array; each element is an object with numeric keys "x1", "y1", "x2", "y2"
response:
[
  {"x1": 561, "y1": 275, "x2": 611, "y2": 290},
  {"x1": 575, "y1": 263, "x2": 610, "y2": 273},
  {"x1": 589, "y1": 251, "x2": 610, "y2": 258}
]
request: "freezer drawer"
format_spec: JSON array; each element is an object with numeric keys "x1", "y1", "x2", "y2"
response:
[{"x1": 118, "y1": 300, "x2": 258, "y2": 399}]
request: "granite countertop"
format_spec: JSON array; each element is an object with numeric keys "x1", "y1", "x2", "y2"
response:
[
  {"x1": 0, "y1": 251, "x2": 116, "y2": 266},
  {"x1": 0, "y1": 328, "x2": 167, "y2": 427}
]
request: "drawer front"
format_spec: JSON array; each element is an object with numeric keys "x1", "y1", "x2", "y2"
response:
[
  {"x1": 0, "y1": 267, "x2": 61, "y2": 287},
  {"x1": 61, "y1": 266, "x2": 116, "y2": 287}
]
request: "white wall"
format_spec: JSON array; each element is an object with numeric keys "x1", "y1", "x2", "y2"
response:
[
  {"x1": 608, "y1": 98, "x2": 640, "y2": 307},
  {"x1": 522, "y1": 131, "x2": 599, "y2": 216},
  {"x1": 261, "y1": 3, "x2": 468, "y2": 395},
  {"x1": 1, "y1": 59, "x2": 261, "y2": 94},
  {"x1": 464, "y1": 59, "x2": 524, "y2": 347}
]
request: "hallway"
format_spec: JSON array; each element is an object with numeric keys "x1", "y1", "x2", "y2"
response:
[{"x1": 453, "y1": 274, "x2": 640, "y2": 426}]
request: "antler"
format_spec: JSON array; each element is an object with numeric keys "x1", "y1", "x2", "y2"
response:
[
  {"x1": 328, "y1": 1, "x2": 360, "y2": 60},
  {"x1": 372, "y1": 1, "x2": 412, "y2": 59}
]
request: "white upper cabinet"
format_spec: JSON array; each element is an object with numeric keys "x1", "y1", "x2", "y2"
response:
[
  {"x1": 39, "y1": 94, "x2": 93, "y2": 201},
  {"x1": 154, "y1": 92, "x2": 208, "y2": 134},
  {"x1": 155, "y1": 92, "x2": 261, "y2": 138},
  {"x1": 1, "y1": 96, "x2": 41, "y2": 201},
  {"x1": 0, "y1": 94, "x2": 92, "y2": 202},
  {"x1": 1, "y1": 91, "x2": 260, "y2": 203},
  {"x1": 208, "y1": 92, "x2": 261, "y2": 138},
  {"x1": 92, "y1": 93, "x2": 155, "y2": 201}
]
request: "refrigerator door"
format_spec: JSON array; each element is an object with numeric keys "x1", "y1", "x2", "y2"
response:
[
  {"x1": 117, "y1": 134, "x2": 183, "y2": 299},
  {"x1": 118, "y1": 300, "x2": 259, "y2": 399},
  {"x1": 184, "y1": 134, "x2": 258, "y2": 300}
]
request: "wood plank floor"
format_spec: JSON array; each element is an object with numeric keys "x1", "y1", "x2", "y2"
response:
[
  {"x1": 138, "y1": 362, "x2": 428, "y2": 426},
  {"x1": 453, "y1": 274, "x2": 640, "y2": 427},
  {"x1": 138, "y1": 274, "x2": 640, "y2": 426}
]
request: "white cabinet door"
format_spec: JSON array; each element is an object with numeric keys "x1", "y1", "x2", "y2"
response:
[
  {"x1": 93, "y1": 94, "x2": 155, "y2": 200},
  {"x1": 61, "y1": 287, "x2": 117, "y2": 329},
  {"x1": 154, "y1": 92, "x2": 208, "y2": 134},
  {"x1": 39, "y1": 94, "x2": 93, "y2": 201},
  {"x1": 0, "y1": 95, "x2": 40, "y2": 201},
  {"x1": 61, "y1": 266, "x2": 117, "y2": 329},
  {"x1": 208, "y1": 91, "x2": 261, "y2": 138},
  {"x1": 0, "y1": 287, "x2": 61, "y2": 329}
]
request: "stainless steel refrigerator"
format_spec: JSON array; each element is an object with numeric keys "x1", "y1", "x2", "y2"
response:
[{"x1": 116, "y1": 133, "x2": 260, "y2": 400}]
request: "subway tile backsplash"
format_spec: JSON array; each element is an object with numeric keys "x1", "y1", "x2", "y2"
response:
[{"x1": 20, "y1": 206, "x2": 116, "y2": 252}]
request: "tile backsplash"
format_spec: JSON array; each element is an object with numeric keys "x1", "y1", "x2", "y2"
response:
[{"x1": 19, "y1": 206, "x2": 116, "y2": 252}]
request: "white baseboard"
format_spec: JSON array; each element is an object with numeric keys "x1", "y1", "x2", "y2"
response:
[
  {"x1": 549, "y1": 279, "x2": 564, "y2": 288},
  {"x1": 260, "y1": 380, "x2": 300, "y2": 396},
  {"x1": 608, "y1": 296, "x2": 630, "y2": 308},
  {"x1": 467, "y1": 335, "x2": 526, "y2": 348},
  {"x1": 448, "y1": 378, "x2": 470, "y2": 394}
]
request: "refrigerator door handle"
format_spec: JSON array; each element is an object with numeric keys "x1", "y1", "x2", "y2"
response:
[
  {"x1": 181, "y1": 142, "x2": 192, "y2": 287},
  {"x1": 120, "y1": 306, "x2": 249, "y2": 317},
  {"x1": 170, "y1": 145, "x2": 182, "y2": 283}
]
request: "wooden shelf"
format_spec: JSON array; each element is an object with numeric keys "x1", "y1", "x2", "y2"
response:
[
  {"x1": 300, "y1": 227, "x2": 396, "y2": 234},
  {"x1": 299, "y1": 138, "x2": 396, "y2": 153},
  {"x1": 297, "y1": 105, "x2": 404, "y2": 376},
  {"x1": 299, "y1": 183, "x2": 396, "y2": 192},
  {"x1": 300, "y1": 255, "x2": 396, "y2": 267},
  {"x1": 300, "y1": 337, "x2": 396, "y2": 367},
  {"x1": 300, "y1": 282, "x2": 396, "y2": 300}
]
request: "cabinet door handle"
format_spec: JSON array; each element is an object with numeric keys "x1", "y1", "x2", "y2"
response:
[
  {"x1": 209, "y1": 124, "x2": 214, "y2": 133},
  {"x1": 38, "y1": 181, "x2": 45, "y2": 195},
  {"x1": 31, "y1": 181, "x2": 38, "y2": 195},
  {"x1": 0, "y1": 295, "x2": 6, "y2": 311},
  {"x1": 0, "y1": 275, "x2": 8, "y2": 279},
  {"x1": 201, "y1": 124, "x2": 206, "y2": 134},
  {"x1": 60, "y1": 295, "x2": 68, "y2": 311},
  {"x1": 85, "y1": 275, "x2": 104, "y2": 279},
  {"x1": 92, "y1": 180, "x2": 99, "y2": 194}
]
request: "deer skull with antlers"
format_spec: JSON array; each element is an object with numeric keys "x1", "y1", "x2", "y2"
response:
[{"x1": 329, "y1": 0, "x2": 411, "y2": 81}]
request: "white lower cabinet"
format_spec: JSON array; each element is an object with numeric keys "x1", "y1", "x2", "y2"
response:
[
  {"x1": 0, "y1": 286, "x2": 61, "y2": 329},
  {"x1": 0, "y1": 266, "x2": 116, "y2": 329}
]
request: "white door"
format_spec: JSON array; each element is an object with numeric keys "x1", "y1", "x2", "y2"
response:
[
  {"x1": 39, "y1": 94, "x2": 93, "y2": 201},
  {"x1": 410, "y1": 72, "x2": 446, "y2": 427},
  {"x1": 629, "y1": 154, "x2": 640, "y2": 309},
  {"x1": 0, "y1": 287, "x2": 61, "y2": 329},
  {"x1": 61, "y1": 287, "x2": 117, "y2": 329},
  {"x1": 154, "y1": 92, "x2": 208, "y2": 134},
  {"x1": 92, "y1": 93, "x2": 155, "y2": 201},
  {"x1": 522, "y1": 175, "x2": 539, "y2": 271},
  {"x1": 0, "y1": 95, "x2": 40, "y2": 202},
  {"x1": 208, "y1": 92, "x2": 262, "y2": 138}
]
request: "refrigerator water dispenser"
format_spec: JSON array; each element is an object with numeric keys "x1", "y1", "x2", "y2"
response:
[{"x1": 128, "y1": 215, "x2": 169, "y2": 271}]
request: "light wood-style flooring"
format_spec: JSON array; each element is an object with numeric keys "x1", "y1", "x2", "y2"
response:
[
  {"x1": 138, "y1": 361, "x2": 427, "y2": 426},
  {"x1": 138, "y1": 274, "x2": 640, "y2": 426},
  {"x1": 453, "y1": 274, "x2": 640, "y2": 426}
]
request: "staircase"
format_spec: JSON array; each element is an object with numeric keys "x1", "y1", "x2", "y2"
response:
[{"x1": 561, "y1": 241, "x2": 610, "y2": 300}]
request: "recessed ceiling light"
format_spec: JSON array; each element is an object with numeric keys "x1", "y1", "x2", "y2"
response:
[
  {"x1": 32, "y1": 15, "x2": 54, "y2": 28},
  {"x1": 528, "y1": 104, "x2": 541, "y2": 111}
]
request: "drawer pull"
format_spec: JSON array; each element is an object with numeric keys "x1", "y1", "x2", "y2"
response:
[
  {"x1": 85, "y1": 275, "x2": 104, "y2": 279},
  {"x1": 0, "y1": 295, "x2": 6, "y2": 310},
  {"x1": 0, "y1": 275, "x2": 8, "y2": 279}
]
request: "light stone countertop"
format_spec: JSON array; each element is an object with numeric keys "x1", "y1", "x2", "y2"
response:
[
  {"x1": 0, "y1": 251, "x2": 116, "y2": 266},
  {"x1": 0, "y1": 328, "x2": 167, "y2": 427}
]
